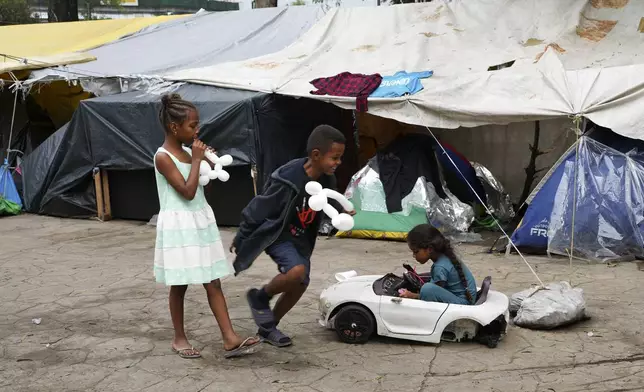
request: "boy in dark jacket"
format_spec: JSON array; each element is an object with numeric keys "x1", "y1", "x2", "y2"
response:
[{"x1": 230, "y1": 124, "x2": 354, "y2": 347}]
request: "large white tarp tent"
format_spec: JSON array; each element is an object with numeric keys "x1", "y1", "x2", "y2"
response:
[{"x1": 166, "y1": 0, "x2": 644, "y2": 141}]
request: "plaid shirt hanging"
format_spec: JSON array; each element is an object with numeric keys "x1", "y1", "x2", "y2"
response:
[{"x1": 310, "y1": 72, "x2": 382, "y2": 112}]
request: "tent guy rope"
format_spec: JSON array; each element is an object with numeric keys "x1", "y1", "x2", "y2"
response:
[
  {"x1": 6, "y1": 72, "x2": 19, "y2": 159},
  {"x1": 408, "y1": 101, "x2": 545, "y2": 288},
  {"x1": 566, "y1": 115, "x2": 584, "y2": 286}
]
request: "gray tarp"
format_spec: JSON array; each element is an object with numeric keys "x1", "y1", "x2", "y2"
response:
[
  {"x1": 27, "y1": 7, "x2": 327, "y2": 87},
  {"x1": 22, "y1": 84, "x2": 263, "y2": 217}
]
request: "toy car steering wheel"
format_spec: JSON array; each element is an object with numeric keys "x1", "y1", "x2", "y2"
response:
[{"x1": 402, "y1": 263, "x2": 424, "y2": 292}]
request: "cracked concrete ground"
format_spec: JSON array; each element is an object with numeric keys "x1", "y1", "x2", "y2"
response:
[{"x1": 1, "y1": 215, "x2": 643, "y2": 392}]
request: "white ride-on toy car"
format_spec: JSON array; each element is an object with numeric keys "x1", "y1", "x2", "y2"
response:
[{"x1": 318, "y1": 264, "x2": 510, "y2": 348}]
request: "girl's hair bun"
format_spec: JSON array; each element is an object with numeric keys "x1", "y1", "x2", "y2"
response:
[
  {"x1": 158, "y1": 93, "x2": 196, "y2": 132},
  {"x1": 161, "y1": 93, "x2": 182, "y2": 106}
]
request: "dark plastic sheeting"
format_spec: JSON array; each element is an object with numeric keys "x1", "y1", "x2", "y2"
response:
[
  {"x1": 22, "y1": 83, "x2": 354, "y2": 221},
  {"x1": 106, "y1": 166, "x2": 255, "y2": 226},
  {"x1": 23, "y1": 83, "x2": 261, "y2": 217},
  {"x1": 254, "y1": 94, "x2": 355, "y2": 190},
  {"x1": 22, "y1": 123, "x2": 69, "y2": 213}
]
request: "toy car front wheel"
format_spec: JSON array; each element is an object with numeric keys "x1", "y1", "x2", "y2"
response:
[{"x1": 334, "y1": 304, "x2": 375, "y2": 344}]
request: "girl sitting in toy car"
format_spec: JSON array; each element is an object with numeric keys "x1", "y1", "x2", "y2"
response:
[{"x1": 398, "y1": 224, "x2": 478, "y2": 305}]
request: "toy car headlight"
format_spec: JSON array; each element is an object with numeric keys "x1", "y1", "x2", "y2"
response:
[{"x1": 319, "y1": 297, "x2": 331, "y2": 316}]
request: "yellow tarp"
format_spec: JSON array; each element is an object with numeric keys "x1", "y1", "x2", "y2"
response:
[
  {"x1": 0, "y1": 15, "x2": 186, "y2": 73},
  {"x1": 0, "y1": 52, "x2": 96, "y2": 74},
  {"x1": 336, "y1": 230, "x2": 409, "y2": 241},
  {"x1": 31, "y1": 81, "x2": 92, "y2": 129}
]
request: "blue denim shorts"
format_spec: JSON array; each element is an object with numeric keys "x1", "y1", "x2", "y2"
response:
[{"x1": 265, "y1": 241, "x2": 311, "y2": 286}]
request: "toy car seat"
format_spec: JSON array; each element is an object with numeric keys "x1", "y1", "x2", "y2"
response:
[{"x1": 475, "y1": 276, "x2": 492, "y2": 305}]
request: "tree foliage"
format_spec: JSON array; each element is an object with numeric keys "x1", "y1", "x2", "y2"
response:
[
  {"x1": 83, "y1": 0, "x2": 122, "y2": 20},
  {"x1": 48, "y1": 0, "x2": 78, "y2": 22},
  {"x1": 47, "y1": 0, "x2": 121, "y2": 22},
  {"x1": 0, "y1": 0, "x2": 35, "y2": 25},
  {"x1": 254, "y1": 0, "x2": 277, "y2": 8},
  {"x1": 311, "y1": 0, "x2": 340, "y2": 7}
]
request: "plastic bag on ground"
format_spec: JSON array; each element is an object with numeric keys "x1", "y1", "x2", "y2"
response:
[
  {"x1": 509, "y1": 281, "x2": 570, "y2": 314},
  {"x1": 1, "y1": 159, "x2": 22, "y2": 216},
  {"x1": 0, "y1": 196, "x2": 21, "y2": 216},
  {"x1": 509, "y1": 286, "x2": 538, "y2": 314},
  {"x1": 511, "y1": 281, "x2": 587, "y2": 330}
]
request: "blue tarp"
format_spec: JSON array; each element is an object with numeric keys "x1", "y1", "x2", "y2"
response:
[{"x1": 511, "y1": 128, "x2": 644, "y2": 261}]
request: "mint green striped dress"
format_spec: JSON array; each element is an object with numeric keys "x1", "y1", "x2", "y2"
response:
[{"x1": 153, "y1": 146, "x2": 233, "y2": 286}]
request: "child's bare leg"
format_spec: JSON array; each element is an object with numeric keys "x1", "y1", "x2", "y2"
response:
[
  {"x1": 203, "y1": 280, "x2": 259, "y2": 350},
  {"x1": 272, "y1": 283, "x2": 307, "y2": 325},
  {"x1": 265, "y1": 264, "x2": 307, "y2": 297},
  {"x1": 246, "y1": 265, "x2": 306, "y2": 347},
  {"x1": 169, "y1": 285, "x2": 198, "y2": 354}
]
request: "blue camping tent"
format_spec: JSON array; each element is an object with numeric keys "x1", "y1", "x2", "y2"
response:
[{"x1": 510, "y1": 127, "x2": 644, "y2": 261}]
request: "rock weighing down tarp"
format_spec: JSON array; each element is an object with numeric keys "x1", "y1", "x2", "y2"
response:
[
  {"x1": 166, "y1": 0, "x2": 644, "y2": 141},
  {"x1": 25, "y1": 6, "x2": 328, "y2": 93}
]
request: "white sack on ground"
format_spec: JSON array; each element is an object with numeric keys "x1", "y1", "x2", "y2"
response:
[
  {"x1": 510, "y1": 282, "x2": 574, "y2": 312},
  {"x1": 509, "y1": 286, "x2": 538, "y2": 314},
  {"x1": 511, "y1": 281, "x2": 587, "y2": 330}
]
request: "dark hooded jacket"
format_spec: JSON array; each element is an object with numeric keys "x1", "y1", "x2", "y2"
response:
[{"x1": 232, "y1": 158, "x2": 336, "y2": 275}]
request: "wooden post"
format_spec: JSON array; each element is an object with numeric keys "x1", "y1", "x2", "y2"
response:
[
  {"x1": 93, "y1": 168, "x2": 104, "y2": 221},
  {"x1": 101, "y1": 169, "x2": 112, "y2": 221},
  {"x1": 93, "y1": 168, "x2": 112, "y2": 221}
]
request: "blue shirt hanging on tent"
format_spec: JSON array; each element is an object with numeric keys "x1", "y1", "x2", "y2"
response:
[{"x1": 370, "y1": 70, "x2": 433, "y2": 98}]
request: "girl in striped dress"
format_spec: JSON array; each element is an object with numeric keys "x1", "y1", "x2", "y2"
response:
[{"x1": 153, "y1": 93, "x2": 260, "y2": 359}]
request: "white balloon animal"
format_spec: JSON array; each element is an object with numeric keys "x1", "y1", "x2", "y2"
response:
[
  {"x1": 305, "y1": 181, "x2": 355, "y2": 231},
  {"x1": 198, "y1": 150, "x2": 234, "y2": 186}
]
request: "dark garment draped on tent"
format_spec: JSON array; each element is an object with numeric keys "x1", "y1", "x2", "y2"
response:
[
  {"x1": 376, "y1": 133, "x2": 446, "y2": 213},
  {"x1": 374, "y1": 133, "x2": 488, "y2": 214}
]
